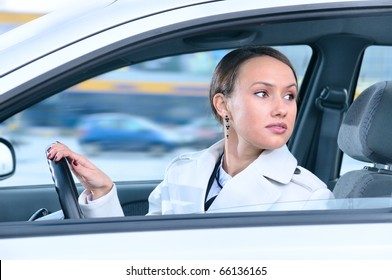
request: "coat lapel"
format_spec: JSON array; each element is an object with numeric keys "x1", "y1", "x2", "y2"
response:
[
  {"x1": 207, "y1": 145, "x2": 297, "y2": 213},
  {"x1": 165, "y1": 140, "x2": 224, "y2": 214}
]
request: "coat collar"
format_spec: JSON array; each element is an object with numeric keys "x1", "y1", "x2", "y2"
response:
[
  {"x1": 253, "y1": 145, "x2": 298, "y2": 184},
  {"x1": 186, "y1": 140, "x2": 298, "y2": 184},
  {"x1": 175, "y1": 140, "x2": 299, "y2": 213},
  {"x1": 205, "y1": 141, "x2": 298, "y2": 212}
]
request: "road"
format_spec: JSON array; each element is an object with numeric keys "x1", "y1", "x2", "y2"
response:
[{"x1": 0, "y1": 133, "x2": 191, "y2": 187}]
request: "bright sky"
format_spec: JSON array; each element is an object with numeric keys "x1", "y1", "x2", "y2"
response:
[{"x1": 0, "y1": 0, "x2": 81, "y2": 13}]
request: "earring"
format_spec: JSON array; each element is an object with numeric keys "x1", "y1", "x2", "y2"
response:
[{"x1": 225, "y1": 115, "x2": 230, "y2": 138}]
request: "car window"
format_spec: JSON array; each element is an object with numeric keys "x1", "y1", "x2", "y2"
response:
[
  {"x1": 340, "y1": 46, "x2": 392, "y2": 175},
  {"x1": 0, "y1": 45, "x2": 312, "y2": 187}
]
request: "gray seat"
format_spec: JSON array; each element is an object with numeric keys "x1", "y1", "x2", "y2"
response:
[{"x1": 334, "y1": 81, "x2": 392, "y2": 199}]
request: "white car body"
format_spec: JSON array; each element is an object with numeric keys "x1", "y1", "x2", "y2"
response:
[{"x1": 1, "y1": 0, "x2": 392, "y2": 260}]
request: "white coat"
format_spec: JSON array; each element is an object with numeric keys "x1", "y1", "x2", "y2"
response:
[
  {"x1": 148, "y1": 140, "x2": 334, "y2": 215},
  {"x1": 78, "y1": 140, "x2": 334, "y2": 217}
]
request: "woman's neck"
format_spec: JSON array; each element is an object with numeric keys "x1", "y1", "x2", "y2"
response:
[{"x1": 223, "y1": 141, "x2": 263, "y2": 177}]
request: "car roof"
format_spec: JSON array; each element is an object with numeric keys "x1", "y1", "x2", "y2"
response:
[{"x1": 0, "y1": 0, "x2": 373, "y2": 77}]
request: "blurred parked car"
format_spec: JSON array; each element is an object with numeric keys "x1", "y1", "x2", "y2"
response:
[
  {"x1": 178, "y1": 116, "x2": 223, "y2": 149},
  {"x1": 77, "y1": 113, "x2": 177, "y2": 155}
]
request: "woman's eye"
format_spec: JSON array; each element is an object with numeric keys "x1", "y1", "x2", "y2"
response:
[
  {"x1": 255, "y1": 90, "x2": 267, "y2": 97},
  {"x1": 284, "y1": 93, "x2": 296, "y2": 101}
]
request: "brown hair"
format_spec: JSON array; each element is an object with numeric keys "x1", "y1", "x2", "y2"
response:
[{"x1": 209, "y1": 46, "x2": 297, "y2": 123}]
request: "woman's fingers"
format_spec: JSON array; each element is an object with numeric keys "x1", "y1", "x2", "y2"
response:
[
  {"x1": 46, "y1": 141, "x2": 113, "y2": 198},
  {"x1": 46, "y1": 142, "x2": 75, "y2": 161}
]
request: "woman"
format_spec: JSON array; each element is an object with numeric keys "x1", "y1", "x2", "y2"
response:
[{"x1": 47, "y1": 46, "x2": 334, "y2": 217}]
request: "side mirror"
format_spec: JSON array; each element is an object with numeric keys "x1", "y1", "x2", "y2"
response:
[{"x1": 0, "y1": 138, "x2": 16, "y2": 180}]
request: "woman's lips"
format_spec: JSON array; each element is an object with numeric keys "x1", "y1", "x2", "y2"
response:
[{"x1": 266, "y1": 122, "x2": 287, "y2": 134}]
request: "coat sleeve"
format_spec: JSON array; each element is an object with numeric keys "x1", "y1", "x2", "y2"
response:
[
  {"x1": 147, "y1": 182, "x2": 164, "y2": 215},
  {"x1": 78, "y1": 184, "x2": 124, "y2": 218},
  {"x1": 147, "y1": 155, "x2": 183, "y2": 215},
  {"x1": 303, "y1": 187, "x2": 336, "y2": 210},
  {"x1": 292, "y1": 167, "x2": 336, "y2": 210}
]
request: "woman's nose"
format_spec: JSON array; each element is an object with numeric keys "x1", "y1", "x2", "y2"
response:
[{"x1": 271, "y1": 98, "x2": 287, "y2": 117}]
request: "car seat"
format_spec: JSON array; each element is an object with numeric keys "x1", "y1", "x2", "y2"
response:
[{"x1": 334, "y1": 81, "x2": 392, "y2": 199}]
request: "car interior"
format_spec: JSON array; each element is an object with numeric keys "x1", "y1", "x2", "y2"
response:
[
  {"x1": 1, "y1": 3, "x2": 392, "y2": 228},
  {"x1": 334, "y1": 81, "x2": 392, "y2": 200}
]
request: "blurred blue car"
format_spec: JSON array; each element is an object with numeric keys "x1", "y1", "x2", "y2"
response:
[
  {"x1": 178, "y1": 116, "x2": 223, "y2": 149},
  {"x1": 77, "y1": 113, "x2": 177, "y2": 155}
]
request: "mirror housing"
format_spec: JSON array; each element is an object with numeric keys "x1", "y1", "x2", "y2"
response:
[{"x1": 0, "y1": 138, "x2": 16, "y2": 180}]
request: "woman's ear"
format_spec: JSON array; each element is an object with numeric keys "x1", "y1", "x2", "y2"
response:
[{"x1": 213, "y1": 93, "x2": 228, "y2": 119}]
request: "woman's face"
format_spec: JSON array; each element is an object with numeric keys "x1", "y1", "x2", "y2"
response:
[{"x1": 226, "y1": 55, "x2": 298, "y2": 153}]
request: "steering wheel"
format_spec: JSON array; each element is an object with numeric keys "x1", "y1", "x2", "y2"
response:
[{"x1": 46, "y1": 153, "x2": 83, "y2": 219}]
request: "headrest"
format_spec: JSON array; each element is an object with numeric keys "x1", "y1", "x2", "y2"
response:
[{"x1": 338, "y1": 81, "x2": 392, "y2": 164}]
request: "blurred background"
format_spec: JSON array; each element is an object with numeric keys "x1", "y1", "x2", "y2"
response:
[{"x1": 0, "y1": 0, "x2": 230, "y2": 186}]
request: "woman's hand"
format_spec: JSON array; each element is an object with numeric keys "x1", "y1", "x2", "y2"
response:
[{"x1": 47, "y1": 141, "x2": 113, "y2": 200}]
